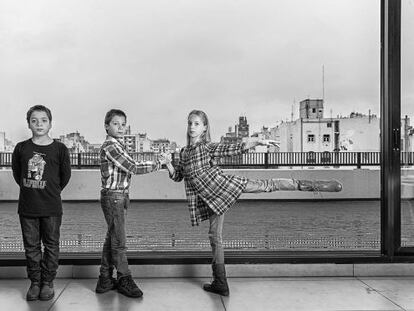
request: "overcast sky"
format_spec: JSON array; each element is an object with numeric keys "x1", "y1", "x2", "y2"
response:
[{"x1": 0, "y1": 0, "x2": 413, "y2": 146}]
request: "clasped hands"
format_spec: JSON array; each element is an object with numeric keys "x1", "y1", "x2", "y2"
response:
[{"x1": 157, "y1": 152, "x2": 172, "y2": 165}]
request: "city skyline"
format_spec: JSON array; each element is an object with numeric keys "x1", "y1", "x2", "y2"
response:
[
  {"x1": 1, "y1": 1, "x2": 413, "y2": 146},
  {"x1": 0, "y1": 105, "x2": 386, "y2": 149}
]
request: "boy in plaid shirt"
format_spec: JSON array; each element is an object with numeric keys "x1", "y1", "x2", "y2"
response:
[
  {"x1": 165, "y1": 110, "x2": 342, "y2": 297},
  {"x1": 96, "y1": 109, "x2": 167, "y2": 298}
]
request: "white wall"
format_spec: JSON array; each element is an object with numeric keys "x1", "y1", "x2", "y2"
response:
[
  {"x1": 0, "y1": 132, "x2": 5, "y2": 152},
  {"x1": 0, "y1": 168, "x2": 386, "y2": 201},
  {"x1": 339, "y1": 117, "x2": 380, "y2": 151}
]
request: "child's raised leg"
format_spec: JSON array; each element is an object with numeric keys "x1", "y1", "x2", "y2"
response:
[{"x1": 243, "y1": 178, "x2": 342, "y2": 193}]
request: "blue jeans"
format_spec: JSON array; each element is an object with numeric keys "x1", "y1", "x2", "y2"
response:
[
  {"x1": 19, "y1": 215, "x2": 62, "y2": 283},
  {"x1": 99, "y1": 189, "x2": 131, "y2": 279}
]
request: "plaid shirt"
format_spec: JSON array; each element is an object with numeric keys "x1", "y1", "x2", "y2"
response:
[
  {"x1": 170, "y1": 141, "x2": 248, "y2": 226},
  {"x1": 100, "y1": 136, "x2": 160, "y2": 191}
]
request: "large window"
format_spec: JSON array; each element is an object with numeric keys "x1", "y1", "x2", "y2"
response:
[{"x1": 2, "y1": 0, "x2": 404, "y2": 262}]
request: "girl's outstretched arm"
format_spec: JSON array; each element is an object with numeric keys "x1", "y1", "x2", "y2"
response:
[
  {"x1": 206, "y1": 142, "x2": 246, "y2": 158},
  {"x1": 163, "y1": 152, "x2": 184, "y2": 182},
  {"x1": 243, "y1": 138, "x2": 279, "y2": 150},
  {"x1": 207, "y1": 139, "x2": 278, "y2": 158}
]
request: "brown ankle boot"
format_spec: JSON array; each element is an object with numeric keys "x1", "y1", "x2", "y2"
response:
[
  {"x1": 297, "y1": 179, "x2": 342, "y2": 192},
  {"x1": 203, "y1": 264, "x2": 229, "y2": 296}
]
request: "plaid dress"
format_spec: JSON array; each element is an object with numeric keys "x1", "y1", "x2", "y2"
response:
[{"x1": 170, "y1": 141, "x2": 248, "y2": 226}]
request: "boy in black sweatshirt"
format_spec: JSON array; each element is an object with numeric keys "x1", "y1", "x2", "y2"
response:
[{"x1": 12, "y1": 105, "x2": 71, "y2": 301}]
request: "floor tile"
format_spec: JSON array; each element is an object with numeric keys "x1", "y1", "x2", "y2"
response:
[
  {"x1": 222, "y1": 278, "x2": 402, "y2": 311},
  {"x1": 0, "y1": 279, "x2": 70, "y2": 311},
  {"x1": 50, "y1": 278, "x2": 225, "y2": 311},
  {"x1": 360, "y1": 277, "x2": 414, "y2": 310}
]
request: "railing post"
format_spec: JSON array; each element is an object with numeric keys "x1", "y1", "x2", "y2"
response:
[
  {"x1": 77, "y1": 153, "x2": 82, "y2": 169},
  {"x1": 264, "y1": 152, "x2": 269, "y2": 168},
  {"x1": 357, "y1": 152, "x2": 362, "y2": 169}
]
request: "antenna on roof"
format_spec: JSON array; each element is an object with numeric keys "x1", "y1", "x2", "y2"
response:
[{"x1": 322, "y1": 65, "x2": 325, "y2": 103}]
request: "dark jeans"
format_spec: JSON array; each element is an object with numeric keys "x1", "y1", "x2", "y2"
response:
[
  {"x1": 19, "y1": 215, "x2": 62, "y2": 283},
  {"x1": 99, "y1": 189, "x2": 131, "y2": 279}
]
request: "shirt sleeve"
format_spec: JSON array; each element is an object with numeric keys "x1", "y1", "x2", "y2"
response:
[
  {"x1": 59, "y1": 144, "x2": 72, "y2": 190},
  {"x1": 206, "y1": 142, "x2": 246, "y2": 158},
  {"x1": 170, "y1": 149, "x2": 184, "y2": 182},
  {"x1": 11, "y1": 143, "x2": 21, "y2": 185},
  {"x1": 105, "y1": 143, "x2": 160, "y2": 175}
]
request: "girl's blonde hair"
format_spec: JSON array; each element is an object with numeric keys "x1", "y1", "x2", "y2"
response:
[{"x1": 187, "y1": 110, "x2": 211, "y2": 146}]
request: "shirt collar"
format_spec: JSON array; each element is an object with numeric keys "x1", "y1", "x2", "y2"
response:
[
  {"x1": 187, "y1": 140, "x2": 205, "y2": 149},
  {"x1": 106, "y1": 135, "x2": 124, "y2": 147}
]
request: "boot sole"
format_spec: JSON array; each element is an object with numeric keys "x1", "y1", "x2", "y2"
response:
[
  {"x1": 95, "y1": 284, "x2": 117, "y2": 294},
  {"x1": 26, "y1": 296, "x2": 39, "y2": 301},
  {"x1": 95, "y1": 288, "x2": 114, "y2": 294},
  {"x1": 203, "y1": 287, "x2": 229, "y2": 296},
  {"x1": 117, "y1": 289, "x2": 143, "y2": 298},
  {"x1": 39, "y1": 292, "x2": 54, "y2": 301}
]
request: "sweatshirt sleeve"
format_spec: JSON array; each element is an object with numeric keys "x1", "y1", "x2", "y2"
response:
[
  {"x1": 59, "y1": 144, "x2": 72, "y2": 189},
  {"x1": 11, "y1": 143, "x2": 21, "y2": 186}
]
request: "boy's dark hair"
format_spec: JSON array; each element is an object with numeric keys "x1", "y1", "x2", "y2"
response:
[
  {"x1": 104, "y1": 109, "x2": 127, "y2": 132},
  {"x1": 26, "y1": 105, "x2": 52, "y2": 124}
]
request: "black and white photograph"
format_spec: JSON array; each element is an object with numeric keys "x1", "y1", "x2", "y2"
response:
[{"x1": 0, "y1": 0, "x2": 413, "y2": 310}]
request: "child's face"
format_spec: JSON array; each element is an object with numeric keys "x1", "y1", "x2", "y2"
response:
[
  {"x1": 187, "y1": 114, "x2": 207, "y2": 142},
  {"x1": 106, "y1": 115, "x2": 126, "y2": 139},
  {"x1": 28, "y1": 110, "x2": 52, "y2": 137}
]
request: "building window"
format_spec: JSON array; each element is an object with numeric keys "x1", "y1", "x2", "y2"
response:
[
  {"x1": 323, "y1": 134, "x2": 330, "y2": 142},
  {"x1": 312, "y1": 108, "x2": 316, "y2": 113},
  {"x1": 327, "y1": 122, "x2": 332, "y2": 128},
  {"x1": 307, "y1": 134, "x2": 315, "y2": 142}
]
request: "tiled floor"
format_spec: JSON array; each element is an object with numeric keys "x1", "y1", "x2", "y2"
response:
[{"x1": 1, "y1": 277, "x2": 414, "y2": 311}]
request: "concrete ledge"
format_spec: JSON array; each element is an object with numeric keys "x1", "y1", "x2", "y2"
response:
[
  {"x1": 0, "y1": 168, "x2": 382, "y2": 200},
  {"x1": 354, "y1": 263, "x2": 414, "y2": 276},
  {"x1": 3, "y1": 263, "x2": 414, "y2": 279}
]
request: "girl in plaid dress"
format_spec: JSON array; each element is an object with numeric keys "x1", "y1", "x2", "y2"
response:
[{"x1": 164, "y1": 110, "x2": 342, "y2": 296}]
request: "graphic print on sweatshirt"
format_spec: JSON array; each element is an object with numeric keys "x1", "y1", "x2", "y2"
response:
[{"x1": 23, "y1": 152, "x2": 47, "y2": 189}]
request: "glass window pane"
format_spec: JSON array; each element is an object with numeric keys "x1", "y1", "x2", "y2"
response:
[
  {"x1": 401, "y1": 0, "x2": 414, "y2": 247},
  {"x1": 0, "y1": 0, "x2": 381, "y2": 255}
]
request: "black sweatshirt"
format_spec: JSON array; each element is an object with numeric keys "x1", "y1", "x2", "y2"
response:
[{"x1": 12, "y1": 139, "x2": 71, "y2": 217}]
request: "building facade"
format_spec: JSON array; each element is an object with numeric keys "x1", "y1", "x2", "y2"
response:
[
  {"x1": 58, "y1": 132, "x2": 91, "y2": 153},
  {"x1": 0, "y1": 132, "x2": 5, "y2": 152},
  {"x1": 277, "y1": 99, "x2": 381, "y2": 152},
  {"x1": 221, "y1": 116, "x2": 250, "y2": 144}
]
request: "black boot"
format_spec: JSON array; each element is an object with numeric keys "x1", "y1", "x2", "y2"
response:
[
  {"x1": 39, "y1": 281, "x2": 54, "y2": 301},
  {"x1": 203, "y1": 264, "x2": 229, "y2": 296},
  {"x1": 26, "y1": 281, "x2": 40, "y2": 301},
  {"x1": 297, "y1": 179, "x2": 342, "y2": 192}
]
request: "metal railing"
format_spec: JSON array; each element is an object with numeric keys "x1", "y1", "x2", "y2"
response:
[
  {"x1": 1, "y1": 151, "x2": 413, "y2": 169},
  {"x1": 0, "y1": 234, "x2": 382, "y2": 252}
]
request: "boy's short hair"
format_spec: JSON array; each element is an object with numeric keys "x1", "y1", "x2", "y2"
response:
[
  {"x1": 104, "y1": 109, "x2": 127, "y2": 126},
  {"x1": 26, "y1": 105, "x2": 52, "y2": 124}
]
